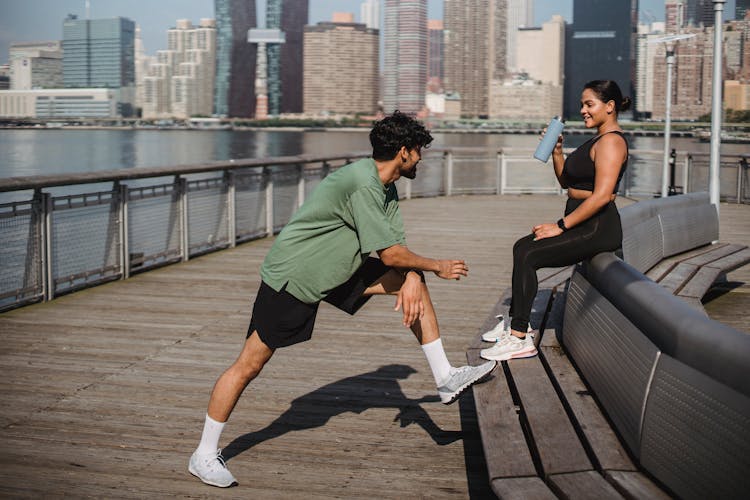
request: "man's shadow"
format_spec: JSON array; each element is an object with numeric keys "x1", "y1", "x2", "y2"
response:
[{"x1": 222, "y1": 364, "x2": 462, "y2": 461}]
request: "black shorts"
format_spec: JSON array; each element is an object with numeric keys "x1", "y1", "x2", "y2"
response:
[{"x1": 247, "y1": 257, "x2": 391, "y2": 349}]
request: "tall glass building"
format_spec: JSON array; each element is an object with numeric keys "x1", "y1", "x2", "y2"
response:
[
  {"x1": 62, "y1": 15, "x2": 135, "y2": 116},
  {"x1": 383, "y1": 0, "x2": 428, "y2": 115},
  {"x1": 736, "y1": 0, "x2": 750, "y2": 20},
  {"x1": 214, "y1": 0, "x2": 257, "y2": 117},
  {"x1": 563, "y1": 0, "x2": 638, "y2": 119},
  {"x1": 266, "y1": 0, "x2": 308, "y2": 115}
]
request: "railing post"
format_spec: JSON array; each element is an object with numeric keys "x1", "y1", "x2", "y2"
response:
[
  {"x1": 683, "y1": 154, "x2": 692, "y2": 194},
  {"x1": 119, "y1": 182, "x2": 130, "y2": 279},
  {"x1": 265, "y1": 167, "x2": 274, "y2": 236},
  {"x1": 177, "y1": 176, "x2": 189, "y2": 262},
  {"x1": 297, "y1": 164, "x2": 305, "y2": 209},
  {"x1": 496, "y1": 151, "x2": 502, "y2": 194},
  {"x1": 226, "y1": 171, "x2": 236, "y2": 248},
  {"x1": 445, "y1": 150, "x2": 453, "y2": 197},
  {"x1": 624, "y1": 158, "x2": 631, "y2": 197},
  {"x1": 500, "y1": 152, "x2": 507, "y2": 195},
  {"x1": 737, "y1": 160, "x2": 742, "y2": 205},
  {"x1": 43, "y1": 192, "x2": 54, "y2": 301}
]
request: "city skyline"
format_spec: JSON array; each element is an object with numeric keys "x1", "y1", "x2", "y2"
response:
[{"x1": 1, "y1": 0, "x2": 693, "y2": 65}]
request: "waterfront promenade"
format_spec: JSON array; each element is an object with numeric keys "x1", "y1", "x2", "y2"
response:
[{"x1": 0, "y1": 194, "x2": 747, "y2": 498}]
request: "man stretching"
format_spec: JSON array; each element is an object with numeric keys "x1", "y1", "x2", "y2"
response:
[{"x1": 188, "y1": 111, "x2": 496, "y2": 487}]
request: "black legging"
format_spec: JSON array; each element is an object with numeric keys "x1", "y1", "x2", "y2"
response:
[{"x1": 509, "y1": 198, "x2": 622, "y2": 332}]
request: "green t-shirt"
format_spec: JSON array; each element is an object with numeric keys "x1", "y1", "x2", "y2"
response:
[{"x1": 260, "y1": 158, "x2": 406, "y2": 303}]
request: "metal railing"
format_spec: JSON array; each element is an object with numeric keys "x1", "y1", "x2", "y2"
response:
[{"x1": 1, "y1": 147, "x2": 748, "y2": 311}]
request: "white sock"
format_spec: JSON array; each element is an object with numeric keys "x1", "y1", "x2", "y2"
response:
[
  {"x1": 421, "y1": 338, "x2": 453, "y2": 386},
  {"x1": 196, "y1": 414, "x2": 225, "y2": 455}
]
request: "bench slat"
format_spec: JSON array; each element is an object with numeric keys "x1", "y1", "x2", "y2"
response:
[
  {"x1": 548, "y1": 471, "x2": 624, "y2": 499},
  {"x1": 508, "y1": 356, "x2": 594, "y2": 475},
  {"x1": 468, "y1": 349, "x2": 539, "y2": 480},
  {"x1": 538, "y1": 266, "x2": 575, "y2": 291},
  {"x1": 540, "y1": 344, "x2": 637, "y2": 472},
  {"x1": 657, "y1": 262, "x2": 698, "y2": 293},
  {"x1": 645, "y1": 243, "x2": 729, "y2": 282},
  {"x1": 705, "y1": 246, "x2": 750, "y2": 273},
  {"x1": 680, "y1": 243, "x2": 746, "y2": 267},
  {"x1": 677, "y1": 246, "x2": 749, "y2": 299},
  {"x1": 604, "y1": 470, "x2": 673, "y2": 500},
  {"x1": 677, "y1": 266, "x2": 723, "y2": 299},
  {"x1": 491, "y1": 476, "x2": 558, "y2": 500}
]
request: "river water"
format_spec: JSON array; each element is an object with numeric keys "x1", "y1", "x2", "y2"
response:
[{"x1": 2, "y1": 128, "x2": 745, "y2": 179}]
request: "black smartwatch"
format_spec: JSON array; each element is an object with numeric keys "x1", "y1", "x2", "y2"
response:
[{"x1": 557, "y1": 218, "x2": 568, "y2": 232}]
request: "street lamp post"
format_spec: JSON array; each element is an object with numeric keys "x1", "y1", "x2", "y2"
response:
[
  {"x1": 709, "y1": 0, "x2": 726, "y2": 212},
  {"x1": 663, "y1": 43, "x2": 675, "y2": 197},
  {"x1": 649, "y1": 34, "x2": 695, "y2": 197}
]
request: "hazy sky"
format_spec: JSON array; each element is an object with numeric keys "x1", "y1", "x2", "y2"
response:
[{"x1": 1, "y1": 0, "x2": 731, "y2": 65}]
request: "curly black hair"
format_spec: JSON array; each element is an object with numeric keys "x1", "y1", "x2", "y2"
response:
[{"x1": 369, "y1": 111, "x2": 433, "y2": 161}]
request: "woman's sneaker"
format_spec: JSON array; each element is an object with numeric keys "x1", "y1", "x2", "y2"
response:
[
  {"x1": 480, "y1": 334, "x2": 537, "y2": 361},
  {"x1": 481, "y1": 316, "x2": 533, "y2": 343},
  {"x1": 189, "y1": 449, "x2": 238, "y2": 487}
]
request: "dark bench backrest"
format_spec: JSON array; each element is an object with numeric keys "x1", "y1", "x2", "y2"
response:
[
  {"x1": 619, "y1": 192, "x2": 719, "y2": 272},
  {"x1": 563, "y1": 252, "x2": 750, "y2": 500}
]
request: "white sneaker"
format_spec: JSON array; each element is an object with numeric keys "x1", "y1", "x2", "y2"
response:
[
  {"x1": 437, "y1": 360, "x2": 496, "y2": 404},
  {"x1": 480, "y1": 334, "x2": 537, "y2": 361},
  {"x1": 189, "y1": 449, "x2": 238, "y2": 488},
  {"x1": 481, "y1": 316, "x2": 533, "y2": 343}
]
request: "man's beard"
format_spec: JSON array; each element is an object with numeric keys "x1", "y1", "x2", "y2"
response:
[{"x1": 402, "y1": 165, "x2": 417, "y2": 179}]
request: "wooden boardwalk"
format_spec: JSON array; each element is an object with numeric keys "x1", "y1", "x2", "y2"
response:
[{"x1": 0, "y1": 194, "x2": 747, "y2": 499}]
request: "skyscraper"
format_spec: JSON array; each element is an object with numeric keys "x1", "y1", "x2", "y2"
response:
[
  {"x1": 563, "y1": 0, "x2": 637, "y2": 119},
  {"x1": 686, "y1": 0, "x2": 714, "y2": 27},
  {"x1": 214, "y1": 0, "x2": 256, "y2": 118},
  {"x1": 444, "y1": 0, "x2": 508, "y2": 118},
  {"x1": 9, "y1": 41, "x2": 63, "y2": 90},
  {"x1": 427, "y1": 20, "x2": 444, "y2": 91},
  {"x1": 303, "y1": 21, "x2": 379, "y2": 114},
  {"x1": 266, "y1": 0, "x2": 308, "y2": 115},
  {"x1": 666, "y1": 1, "x2": 686, "y2": 32},
  {"x1": 361, "y1": 0, "x2": 381, "y2": 30},
  {"x1": 737, "y1": 0, "x2": 750, "y2": 20},
  {"x1": 506, "y1": 0, "x2": 534, "y2": 72},
  {"x1": 383, "y1": 0, "x2": 428, "y2": 114},
  {"x1": 62, "y1": 15, "x2": 135, "y2": 115}
]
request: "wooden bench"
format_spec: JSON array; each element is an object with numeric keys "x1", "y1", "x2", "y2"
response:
[{"x1": 467, "y1": 193, "x2": 749, "y2": 499}]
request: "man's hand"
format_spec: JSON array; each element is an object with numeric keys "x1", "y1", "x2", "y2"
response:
[
  {"x1": 394, "y1": 271, "x2": 425, "y2": 327},
  {"x1": 434, "y1": 259, "x2": 469, "y2": 280}
]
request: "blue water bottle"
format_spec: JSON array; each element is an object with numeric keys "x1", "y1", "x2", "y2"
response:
[{"x1": 534, "y1": 116, "x2": 564, "y2": 162}]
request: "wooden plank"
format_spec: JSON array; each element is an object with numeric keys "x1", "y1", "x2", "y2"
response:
[
  {"x1": 645, "y1": 243, "x2": 727, "y2": 282},
  {"x1": 657, "y1": 262, "x2": 698, "y2": 293},
  {"x1": 678, "y1": 266, "x2": 722, "y2": 299},
  {"x1": 538, "y1": 266, "x2": 575, "y2": 291},
  {"x1": 705, "y1": 247, "x2": 750, "y2": 274},
  {"x1": 549, "y1": 471, "x2": 624, "y2": 500},
  {"x1": 540, "y1": 344, "x2": 637, "y2": 472},
  {"x1": 681, "y1": 243, "x2": 746, "y2": 267},
  {"x1": 467, "y1": 348, "x2": 539, "y2": 480},
  {"x1": 492, "y1": 477, "x2": 558, "y2": 500},
  {"x1": 507, "y1": 356, "x2": 593, "y2": 475},
  {"x1": 604, "y1": 470, "x2": 673, "y2": 500}
]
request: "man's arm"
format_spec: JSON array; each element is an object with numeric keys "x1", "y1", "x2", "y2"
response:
[{"x1": 377, "y1": 244, "x2": 468, "y2": 280}]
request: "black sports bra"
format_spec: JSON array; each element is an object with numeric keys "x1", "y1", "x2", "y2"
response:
[{"x1": 563, "y1": 131, "x2": 628, "y2": 193}]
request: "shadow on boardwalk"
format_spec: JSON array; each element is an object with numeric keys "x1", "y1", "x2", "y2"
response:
[{"x1": 223, "y1": 364, "x2": 462, "y2": 460}]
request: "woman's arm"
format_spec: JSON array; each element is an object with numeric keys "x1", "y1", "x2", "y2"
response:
[
  {"x1": 533, "y1": 133, "x2": 626, "y2": 240},
  {"x1": 551, "y1": 134, "x2": 568, "y2": 188}
]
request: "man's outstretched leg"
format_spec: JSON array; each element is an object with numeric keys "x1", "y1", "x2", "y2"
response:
[
  {"x1": 365, "y1": 270, "x2": 496, "y2": 404},
  {"x1": 189, "y1": 331, "x2": 274, "y2": 487}
]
